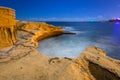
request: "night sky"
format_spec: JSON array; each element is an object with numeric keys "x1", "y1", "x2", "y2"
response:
[{"x1": 1, "y1": 0, "x2": 120, "y2": 21}]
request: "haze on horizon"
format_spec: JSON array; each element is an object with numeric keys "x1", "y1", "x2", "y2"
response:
[{"x1": 1, "y1": 0, "x2": 120, "y2": 21}]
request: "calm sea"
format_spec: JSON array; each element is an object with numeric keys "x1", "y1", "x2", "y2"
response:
[{"x1": 38, "y1": 22, "x2": 120, "y2": 60}]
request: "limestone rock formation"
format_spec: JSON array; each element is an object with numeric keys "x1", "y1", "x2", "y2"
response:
[
  {"x1": 0, "y1": 7, "x2": 17, "y2": 48},
  {"x1": 16, "y1": 21, "x2": 64, "y2": 47}
]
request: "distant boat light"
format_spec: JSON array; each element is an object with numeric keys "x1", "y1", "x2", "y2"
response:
[{"x1": 116, "y1": 18, "x2": 120, "y2": 20}]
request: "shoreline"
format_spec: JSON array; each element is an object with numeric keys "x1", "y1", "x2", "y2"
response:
[
  {"x1": 0, "y1": 21, "x2": 120, "y2": 80},
  {"x1": 0, "y1": 21, "x2": 66, "y2": 62}
]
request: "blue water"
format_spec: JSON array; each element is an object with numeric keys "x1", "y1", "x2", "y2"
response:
[{"x1": 38, "y1": 22, "x2": 120, "y2": 59}]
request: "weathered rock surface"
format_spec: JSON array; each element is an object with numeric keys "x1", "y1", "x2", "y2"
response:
[
  {"x1": 16, "y1": 21, "x2": 64, "y2": 47},
  {"x1": 0, "y1": 7, "x2": 17, "y2": 48}
]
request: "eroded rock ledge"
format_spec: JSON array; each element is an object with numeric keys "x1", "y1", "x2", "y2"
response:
[{"x1": 0, "y1": 20, "x2": 120, "y2": 80}]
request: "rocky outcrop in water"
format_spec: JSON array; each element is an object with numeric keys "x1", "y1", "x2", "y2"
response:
[{"x1": 16, "y1": 21, "x2": 64, "y2": 47}]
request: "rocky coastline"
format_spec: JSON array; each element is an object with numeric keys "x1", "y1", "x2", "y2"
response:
[
  {"x1": 0, "y1": 7, "x2": 120, "y2": 80},
  {"x1": 0, "y1": 20, "x2": 119, "y2": 80}
]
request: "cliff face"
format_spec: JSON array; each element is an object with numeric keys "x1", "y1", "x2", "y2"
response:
[{"x1": 0, "y1": 7, "x2": 17, "y2": 48}]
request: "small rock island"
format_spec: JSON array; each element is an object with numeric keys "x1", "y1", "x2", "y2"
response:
[{"x1": 0, "y1": 6, "x2": 120, "y2": 80}]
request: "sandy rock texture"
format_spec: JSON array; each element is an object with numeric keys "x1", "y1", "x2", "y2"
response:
[
  {"x1": 0, "y1": 7, "x2": 17, "y2": 48},
  {"x1": 16, "y1": 21, "x2": 64, "y2": 47},
  {"x1": 0, "y1": 20, "x2": 120, "y2": 80}
]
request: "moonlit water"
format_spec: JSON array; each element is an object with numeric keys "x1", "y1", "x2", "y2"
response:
[{"x1": 38, "y1": 22, "x2": 120, "y2": 59}]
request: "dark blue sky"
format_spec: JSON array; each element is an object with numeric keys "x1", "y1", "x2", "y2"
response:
[{"x1": 1, "y1": 0, "x2": 120, "y2": 21}]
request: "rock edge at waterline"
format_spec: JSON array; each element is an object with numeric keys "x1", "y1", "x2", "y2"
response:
[{"x1": 0, "y1": 21, "x2": 120, "y2": 80}]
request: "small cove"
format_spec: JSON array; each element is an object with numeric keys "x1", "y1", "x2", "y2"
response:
[{"x1": 38, "y1": 22, "x2": 120, "y2": 59}]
